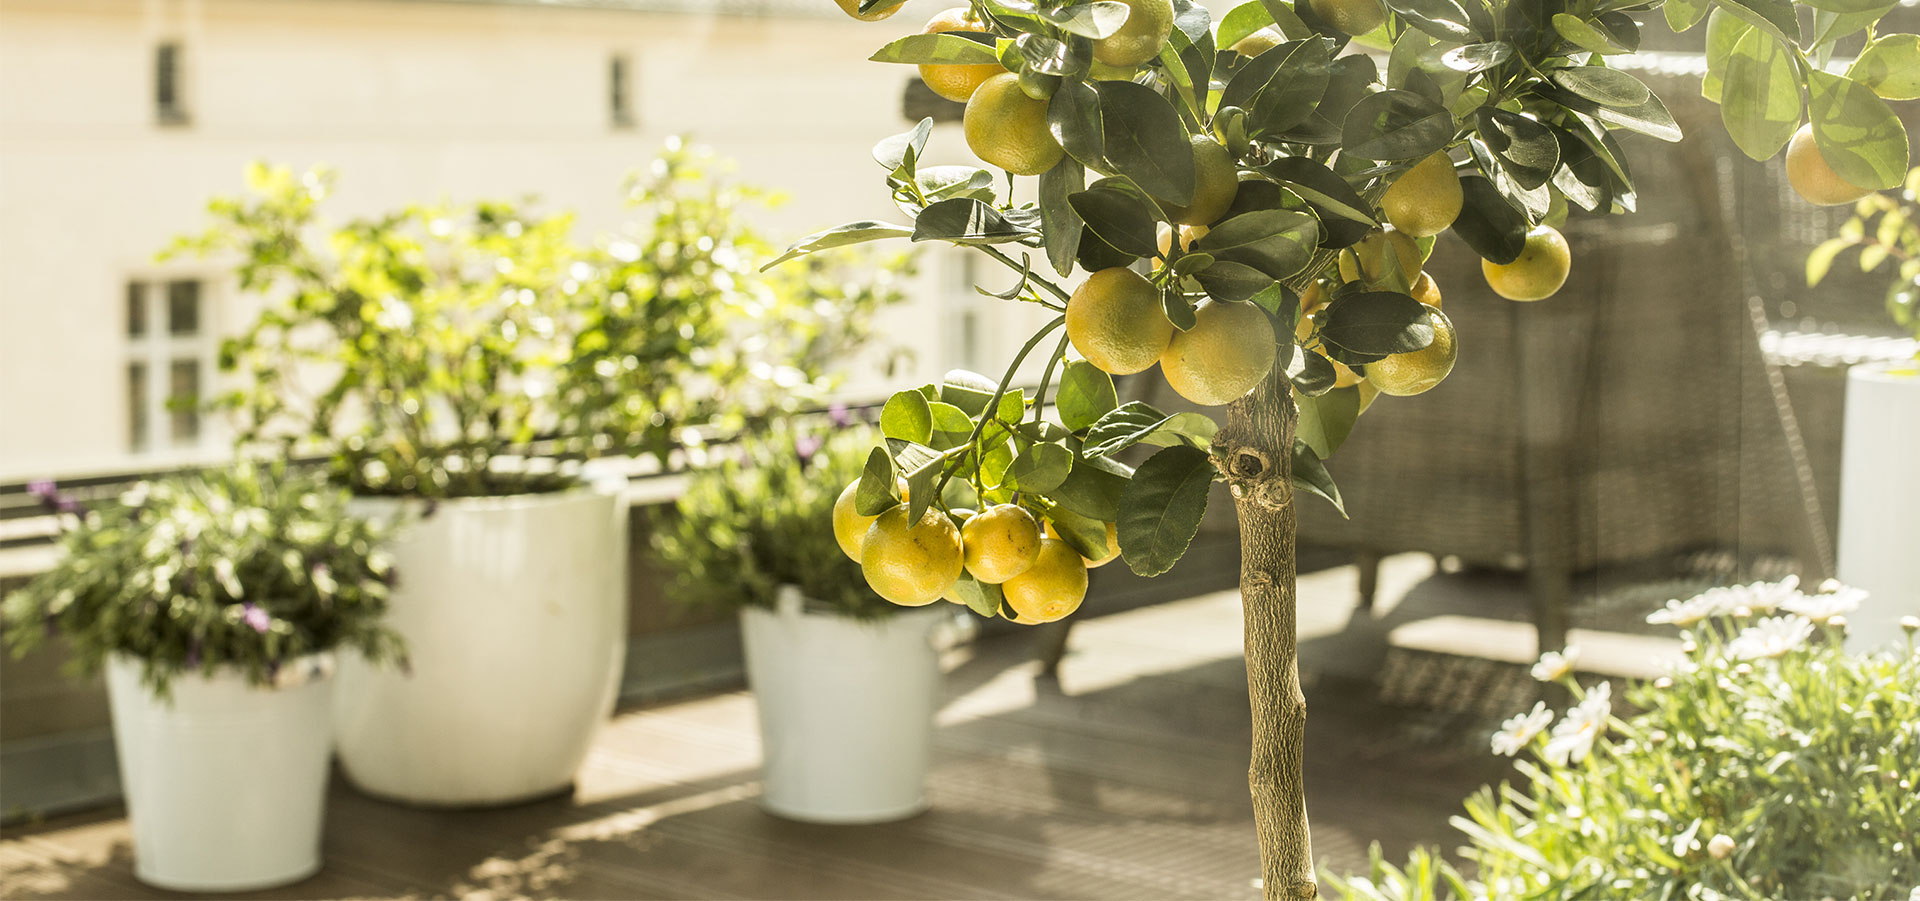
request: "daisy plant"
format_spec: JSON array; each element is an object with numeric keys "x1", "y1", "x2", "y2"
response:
[{"x1": 1328, "y1": 579, "x2": 1920, "y2": 901}]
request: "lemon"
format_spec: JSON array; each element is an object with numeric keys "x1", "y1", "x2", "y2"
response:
[
  {"x1": 918, "y1": 9, "x2": 1004, "y2": 103},
  {"x1": 833, "y1": 0, "x2": 899, "y2": 21},
  {"x1": 961, "y1": 504, "x2": 1044, "y2": 583},
  {"x1": 1001, "y1": 538, "x2": 1090, "y2": 623},
  {"x1": 1160, "y1": 300, "x2": 1277, "y2": 406},
  {"x1": 1163, "y1": 136, "x2": 1238, "y2": 226},
  {"x1": 861, "y1": 505, "x2": 965, "y2": 606},
  {"x1": 1410, "y1": 271, "x2": 1442, "y2": 308},
  {"x1": 1366, "y1": 307, "x2": 1456, "y2": 396},
  {"x1": 1381, "y1": 152, "x2": 1462, "y2": 238},
  {"x1": 964, "y1": 72, "x2": 1064, "y2": 176},
  {"x1": 1481, "y1": 225, "x2": 1570, "y2": 301},
  {"x1": 1308, "y1": 0, "x2": 1384, "y2": 35},
  {"x1": 1785, "y1": 123, "x2": 1874, "y2": 207},
  {"x1": 832, "y1": 478, "x2": 910, "y2": 561},
  {"x1": 1067, "y1": 267, "x2": 1176, "y2": 375},
  {"x1": 1230, "y1": 27, "x2": 1286, "y2": 57},
  {"x1": 1339, "y1": 227, "x2": 1423, "y2": 286},
  {"x1": 1093, "y1": 0, "x2": 1175, "y2": 67}
]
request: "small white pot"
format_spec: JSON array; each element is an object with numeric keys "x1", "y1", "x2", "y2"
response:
[
  {"x1": 334, "y1": 485, "x2": 627, "y2": 806},
  {"x1": 105, "y1": 653, "x2": 334, "y2": 893},
  {"x1": 740, "y1": 587, "x2": 949, "y2": 824},
  {"x1": 1837, "y1": 360, "x2": 1920, "y2": 653}
]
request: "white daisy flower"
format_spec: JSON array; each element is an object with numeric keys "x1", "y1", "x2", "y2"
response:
[
  {"x1": 1647, "y1": 593, "x2": 1724, "y2": 627},
  {"x1": 1782, "y1": 585, "x2": 1866, "y2": 624},
  {"x1": 1491, "y1": 702, "x2": 1554, "y2": 756},
  {"x1": 1543, "y1": 682, "x2": 1612, "y2": 766},
  {"x1": 1728, "y1": 615, "x2": 1815, "y2": 661},
  {"x1": 1708, "y1": 834, "x2": 1735, "y2": 859},
  {"x1": 1729, "y1": 575, "x2": 1801, "y2": 614},
  {"x1": 1531, "y1": 647, "x2": 1580, "y2": 682}
]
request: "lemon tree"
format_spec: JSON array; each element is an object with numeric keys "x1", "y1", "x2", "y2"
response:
[{"x1": 777, "y1": 0, "x2": 1913, "y2": 892}]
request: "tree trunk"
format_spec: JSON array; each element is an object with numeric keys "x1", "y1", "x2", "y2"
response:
[{"x1": 1215, "y1": 368, "x2": 1313, "y2": 900}]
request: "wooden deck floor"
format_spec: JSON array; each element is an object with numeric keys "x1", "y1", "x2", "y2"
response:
[{"x1": 2, "y1": 555, "x2": 1521, "y2": 901}]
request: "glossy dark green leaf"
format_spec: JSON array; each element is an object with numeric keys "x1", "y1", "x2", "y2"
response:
[
  {"x1": 1056, "y1": 360, "x2": 1119, "y2": 431},
  {"x1": 869, "y1": 33, "x2": 1001, "y2": 66},
  {"x1": 1045, "y1": 506, "x2": 1114, "y2": 563},
  {"x1": 1595, "y1": 12, "x2": 1641, "y2": 50},
  {"x1": 1292, "y1": 443, "x2": 1346, "y2": 516},
  {"x1": 1193, "y1": 209, "x2": 1321, "y2": 280},
  {"x1": 1163, "y1": 285, "x2": 1198, "y2": 331},
  {"x1": 1049, "y1": 81, "x2": 1107, "y2": 170},
  {"x1": 1040, "y1": 1, "x2": 1133, "y2": 38},
  {"x1": 1010, "y1": 443, "x2": 1075, "y2": 491},
  {"x1": 1194, "y1": 261, "x2": 1275, "y2": 302},
  {"x1": 1807, "y1": 70, "x2": 1910, "y2": 190},
  {"x1": 1248, "y1": 41, "x2": 1334, "y2": 137},
  {"x1": 1257, "y1": 0, "x2": 1314, "y2": 38},
  {"x1": 1039, "y1": 159, "x2": 1085, "y2": 277},
  {"x1": 1549, "y1": 65, "x2": 1651, "y2": 108},
  {"x1": 1451, "y1": 176, "x2": 1527, "y2": 263},
  {"x1": 1318, "y1": 291, "x2": 1433, "y2": 356},
  {"x1": 1287, "y1": 55, "x2": 1378, "y2": 144},
  {"x1": 1720, "y1": 27, "x2": 1800, "y2": 161},
  {"x1": 1441, "y1": 41, "x2": 1512, "y2": 72},
  {"x1": 1288, "y1": 347, "x2": 1338, "y2": 396},
  {"x1": 1296, "y1": 384, "x2": 1360, "y2": 458},
  {"x1": 1051, "y1": 447, "x2": 1132, "y2": 521},
  {"x1": 763, "y1": 220, "x2": 914, "y2": 270},
  {"x1": 1084, "y1": 401, "x2": 1220, "y2": 457},
  {"x1": 1551, "y1": 128, "x2": 1611, "y2": 212},
  {"x1": 1069, "y1": 183, "x2": 1161, "y2": 257},
  {"x1": 1095, "y1": 81, "x2": 1196, "y2": 206},
  {"x1": 1386, "y1": 0, "x2": 1477, "y2": 41},
  {"x1": 1544, "y1": 71, "x2": 1681, "y2": 143},
  {"x1": 873, "y1": 118, "x2": 934, "y2": 171},
  {"x1": 1116, "y1": 445, "x2": 1215, "y2": 577},
  {"x1": 912, "y1": 198, "x2": 1040, "y2": 245},
  {"x1": 1341, "y1": 90, "x2": 1454, "y2": 161},
  {"x1": 1075, "y1": 226, "x2": 1137, "y2": 271},
  {"x1": 855, "y1": 447, "x2": 899, "y2": 516},
  {"x1": 1477, "y1": 109, "x2": 1560, "y2": 190}
]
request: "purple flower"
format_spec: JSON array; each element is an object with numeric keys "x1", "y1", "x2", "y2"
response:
[
  {"x1": 240, "y1": 602, "x2": 271, "y2": 634},
  {"x1": 827, "y1": 403, "x2": 850, "y2": 428},
  {"x1": 184, "y1": 639, "x2": 202, "y2": 668},
  {"x1": 795, "y1": 434, "x2": 824, "y2": 466},
  {"x1": 26, "y1": 479, "x2": 79, "y2": 514}
]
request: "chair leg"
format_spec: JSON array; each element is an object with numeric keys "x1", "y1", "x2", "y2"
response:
[
  {"x1": 1356, "y1": 550, "x2": 1382, "y2": 613},
  {"x1": 1035, "y1": 620, "x2": 1073, "y2": 679}
]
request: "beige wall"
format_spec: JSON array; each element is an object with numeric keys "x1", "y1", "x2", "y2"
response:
[{"x1": 0, "y1": 0, "x2": 1061, "y2": 478}]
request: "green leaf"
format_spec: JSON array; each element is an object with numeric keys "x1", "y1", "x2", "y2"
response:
[
  {"x1": 1289, "y1": 348, "x2": 1338, "y2": 396},
  {"x1": 869, "y1": 33, "x2": 1001, "y2": 66},
  {"x1": 855, "y1": 447, "x2": 899, "y2": 516},
  {"x1": 919, "y1": 166, "x2": 996, "y2": 204},
  {"x1": 1010, "y1": 443, "x2": 1075, "y2": 491},
  {"x1": 1385, "y1": 0, "x2": 1477, "y2": 41},
  {"x1": 1806, "y1": 237, "x2": 1853, "y2": 285},
  {"x1": 1452, "y1": 176, "x2": 1528, "y2": 262},
  {"x1": 1808, "y1": 70, "x2": 1910, "y2": 191},
  {"x1": 1319, "y1": 291, "x2": 1434, "y2": 355},
  {"x1": 1051, "y1": 446, "x2": 1132, "y2": 521},
  {"x1": 1720, "y1": 27, "x2": 1801, "y2": 161},
  {"x1": 1545, "y1": 69, "x2": 1681, "y2": 143},
  {"x1": 1094, "y1": 81, "x2": 1197, "y2": 206},
  {"x1": 912, "y1": 198, "x2": 1040, "y2": 245},
  {"x1": 1551, "y1": 14, "x2": 1631, "y2": 54},
  {"x1": 1810, "y1": 3, "x2": 1894, "y2": 43},
  {"x1": 951, "y1": 573, "x2": 1005, "y2": 618},
  {"x1": 1048, "y1": 81, "x2": 1107, "y2": 170},
  {"x1": 1247, "y1": 40, "x2": 1334, "y2": 138},
  {"x1": 1046, "y1": 506, "x2": 1113, "y2": 562},
  {"x1": 1477, "y1": 109, "x2": 1560, "y2": 190},
  {"x1": 1116, "y1": 445, "x2": 1215, "y2": 577},
  {"x1": 1194, "y1": 261, "x2": 1276, "y2": 302},
  {"x1": 762, "y1": 221, "x2": 913, "y2": 270},
  {"x1": 873, "y1": 118, "x2": 934, "y2": 171},
  {"x1": 1341, "y1": 90, "x2": 1455, "y2": 161},
  {"x1": 927, "y1": 401, "x2": 974, "y2": 450},
  {"x1": 1702, "y1": 10, "x2": 1743, "y2": 103},
  {"x1": 1069, "y1": 183, "x2": 1161, "y2": 257},
  {"x1": 1665, "y1": 0, "x2": 1710, "y2": 31},
  {"x1": 1549, "y1": 65, "x2": 1650, "y2": 108},
  {"x1": 940, "y1": 368, "x2": 998, "y2": 415},
  {"x1": 1038, "y1": 160, "x2": 1086, "y2": 277},
  {"x1": 1287, "y1": 55, "x2": 1378, "y2": 145},
  {"x1": 1084, "y1": 401, "x2": 1220, "y2": 457},
  {"x1": 1551, "y1": 127, "x2": 1612, "y2": 212},
  {"x1": 1441, "y1": 41, "x2": 1512, "y2": 73},
  {"x1": 1192, "y1": 209, "x2": 1320, "y2": 280},
  {"x1": 1292, "y1": 443, "x2": 1346, "y2": 516},
  {"x1": 1163, "y1": 285, "x2": 1198, "y2": 331},
  {"x1": 1714, "y1": 0, "x2": 1800, "y2": 44},
  {"x1": 1852, "y1": 34, "x2": 1920, "y2": 101},
  {"x1": 1257, "y1": 0, "x2": 1313, "y2": 38},
  {"x1": 1258, "y1": 157, "x2": 1377, "y2": 247},
  {"x1": 1220, "y1": 0, "x2": 1278, "y2": 48},
  {"x1": 887, "y1": 439, "x2": 947, "y2": 525},
  {"x1": 881, "y1": 390, "x2": 933, "y2": 444},
  {"x1": 1296, "y1": 384, "x2": 1360, "y2": 458},
  {"x1": 1056, "y1": 360, "x2": 1119, "y2": 431},
  {"x1": 1041, "y1": 1, "x2": 1133, "y2": 38}
]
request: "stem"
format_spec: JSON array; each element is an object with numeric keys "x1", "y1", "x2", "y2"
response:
[
  {"x1": 1030, "y1": 330, "x2": 1071, "y2": 424},
  {"x1": 979, "y1": 245, "x2": 1072, "y2": 304},
  {"x1": 934, "y1": 315, "x2": 1066, "y2": 496}
]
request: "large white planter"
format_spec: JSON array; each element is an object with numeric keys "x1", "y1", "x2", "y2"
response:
[
  {"x1": 105, "y1": 654, "x2": 333, "y2": 893},
  {"x1": 740, "y1": 587, "x2": 948, "y2": 824},
  {"x1": 334, "y1": 486, "x2": 627, "y2": 806},
  {"x1": 1837, "y1": 361, "x2": 1920, "y2": 653}
]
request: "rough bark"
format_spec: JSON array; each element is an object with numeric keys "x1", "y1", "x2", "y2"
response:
[{"x1": 1214, "y1": 367, "x2": 1313, "y2": 900}]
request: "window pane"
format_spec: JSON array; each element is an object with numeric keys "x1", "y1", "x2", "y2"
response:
[
  {"x1": 156, "y1": 42, "x2": 178, "y2": 109},
  {"x1": 128, "y1": 363, "x2": 149, "y2": 451},
  {"x1": 610, "y1": 54, "x2": 634, "y2": 127},
  {"x1": 169, "y1": 359, "x2": 200, "y2": 444},
  {"x1": 126, "y1": 283, "x2": 146, "y2": 337},
  {"x1": 167, "y1": 280, "x2": 200, "y2": 335}
]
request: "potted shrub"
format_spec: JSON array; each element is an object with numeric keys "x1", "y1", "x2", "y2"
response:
[
  {"x1": 2, "y1": 466, "x2": 403, "y2": 892},
  {"x1": 164, "y1": 142, "x2": 908, "y2": 806},
  {"x1": 1806, "y1": 168, "x2": 1920, "y2": 651},
  {"x1": 655, "y1": 418, "x2": 955, "y2": 823}
]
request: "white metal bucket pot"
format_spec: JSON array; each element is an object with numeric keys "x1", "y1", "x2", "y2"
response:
[
  {"x1": 1837, "y1": 361, "x2": 1920, "y2": 653},
  {"x1": 739, "y1": 587, "x2": 951, "y2": 824},
  {"x1": 334, "y1": 486, "x2": 628, "y2": 806},
  {"x1": 105, "y1": 653, "x2": 335, "y2": 893}
]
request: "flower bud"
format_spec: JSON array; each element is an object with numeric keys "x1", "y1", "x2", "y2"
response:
[
  {"x1": 1708, "y1": 834, "x2": 1735, "y2": 859},
  {"x1": 1654, "y1": 676, "x2": 1674, "y2": 689},
  {"x1": 1828, "y1": 615, "x2": 1848, "y2": 632},
  {"x1": 1732, "y1": 605, "x2": 1753, "y2": 619},
  {"x1": 1901, "y1": 616, "x2": 1919, "y2": 634}
]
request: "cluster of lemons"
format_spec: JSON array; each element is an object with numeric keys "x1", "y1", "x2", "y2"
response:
[{"x1": 832, "y1": 481, "x2": 1121, "y2": 621}]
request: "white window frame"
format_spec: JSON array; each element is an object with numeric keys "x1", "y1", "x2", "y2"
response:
[{"x1": 124, "y1": 273, "x2": 221, "y2": 456}]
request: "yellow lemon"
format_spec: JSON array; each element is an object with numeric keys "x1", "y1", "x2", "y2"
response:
[
  {"x1": 1308, "y1": 0, "x2": 1385, "y2": 35},
  {"x1": 1785, "y1": 123, "x2": 1875, "y2": 207},
  {"x1": 1410, "y1": 271, "x2": 1442, "y2": 308},
  {"x1": 1366, "y1": 306, "x2": 1457, "y2": 396},
  {"x1": 1381, "y1": 152, "x2": 1462, "y2": 238},
  {"x1": 1163, "y1": 136, "x2": 1238, "y2": 226},
  {"x1": 918, "y1": 9, "x2": 1004, "y2": 103},
  {"x1": 964, "y1": 72, "x2": 1064, "y2": 176},
  {"x1": 1001, "y1": 538, "x2": 1090, "y2": 623},
  {"x1": 1093, "y1": 0, "x2": 1175, "y2": 67},
  {"x1": 1067, "y1": 267, "x2": 1176, "y2": 375},
  {"x1": 1160, "y1": 300, "x2": 1277, "y2": 406},
  {"x1": 1481, "y1": 225, "x2": 1571, "y2": 301},
  {"x1": 861, "y1": 505, "x2": 965, "y2": 606},
  {"x1": 961, "y1": 504, "x2": 1044, "y2": 583},
  {"x1": 1339, "y1": 227, "x2": 1423, "y2": 286}
]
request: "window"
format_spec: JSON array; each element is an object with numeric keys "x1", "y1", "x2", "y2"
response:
[
  {"x1": 125, "y1": 278, "x2": 212, "y2": 453},
  {"x1": 946, "y1": 252, "x2": 983, "y2": 371},
  {"x1": 155, "y1": 41, "x2": 189, "y2": 126},
  {"x1": 609, "y1": 54, "x2": 635, "y2": 129}
]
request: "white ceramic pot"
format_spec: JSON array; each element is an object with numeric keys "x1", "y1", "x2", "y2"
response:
[
  {"x1": 105, "y1": 654, "x2": 334, "y2": 893},
  {"x1": 739, "y1": 587, "x2": 950, "y2": 824},
  {"x1": 334, "y1": 486, "x2": 627, "y2": 806},
  {"x1": 1837, "y1": 361, "x2": 1920, "y2": 653}
]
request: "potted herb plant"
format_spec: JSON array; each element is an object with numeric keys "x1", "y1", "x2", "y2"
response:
[
  {"x1": 2, "y1": 465, "x2": 403, "y2": 893},
  {"x1": 164, "y1": 141, "x2": 907, "y2": 806},
  {"x1": 655, "y1": 418, "x2": 955, "y2": 823},
  {"x1": 1806, "y1": 165, "x2": 1920, "y2": 651}
]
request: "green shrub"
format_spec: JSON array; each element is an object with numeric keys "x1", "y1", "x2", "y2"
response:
[
  {"x1": 2, "y1": 465, "x2": 405, "y2": 696},
  {"x1": 1326, "y1": 580, "x2": 1920, "y2": 901},
  {"x1": 654, "y1": 416, "x2": 901, "y2": 621}
]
